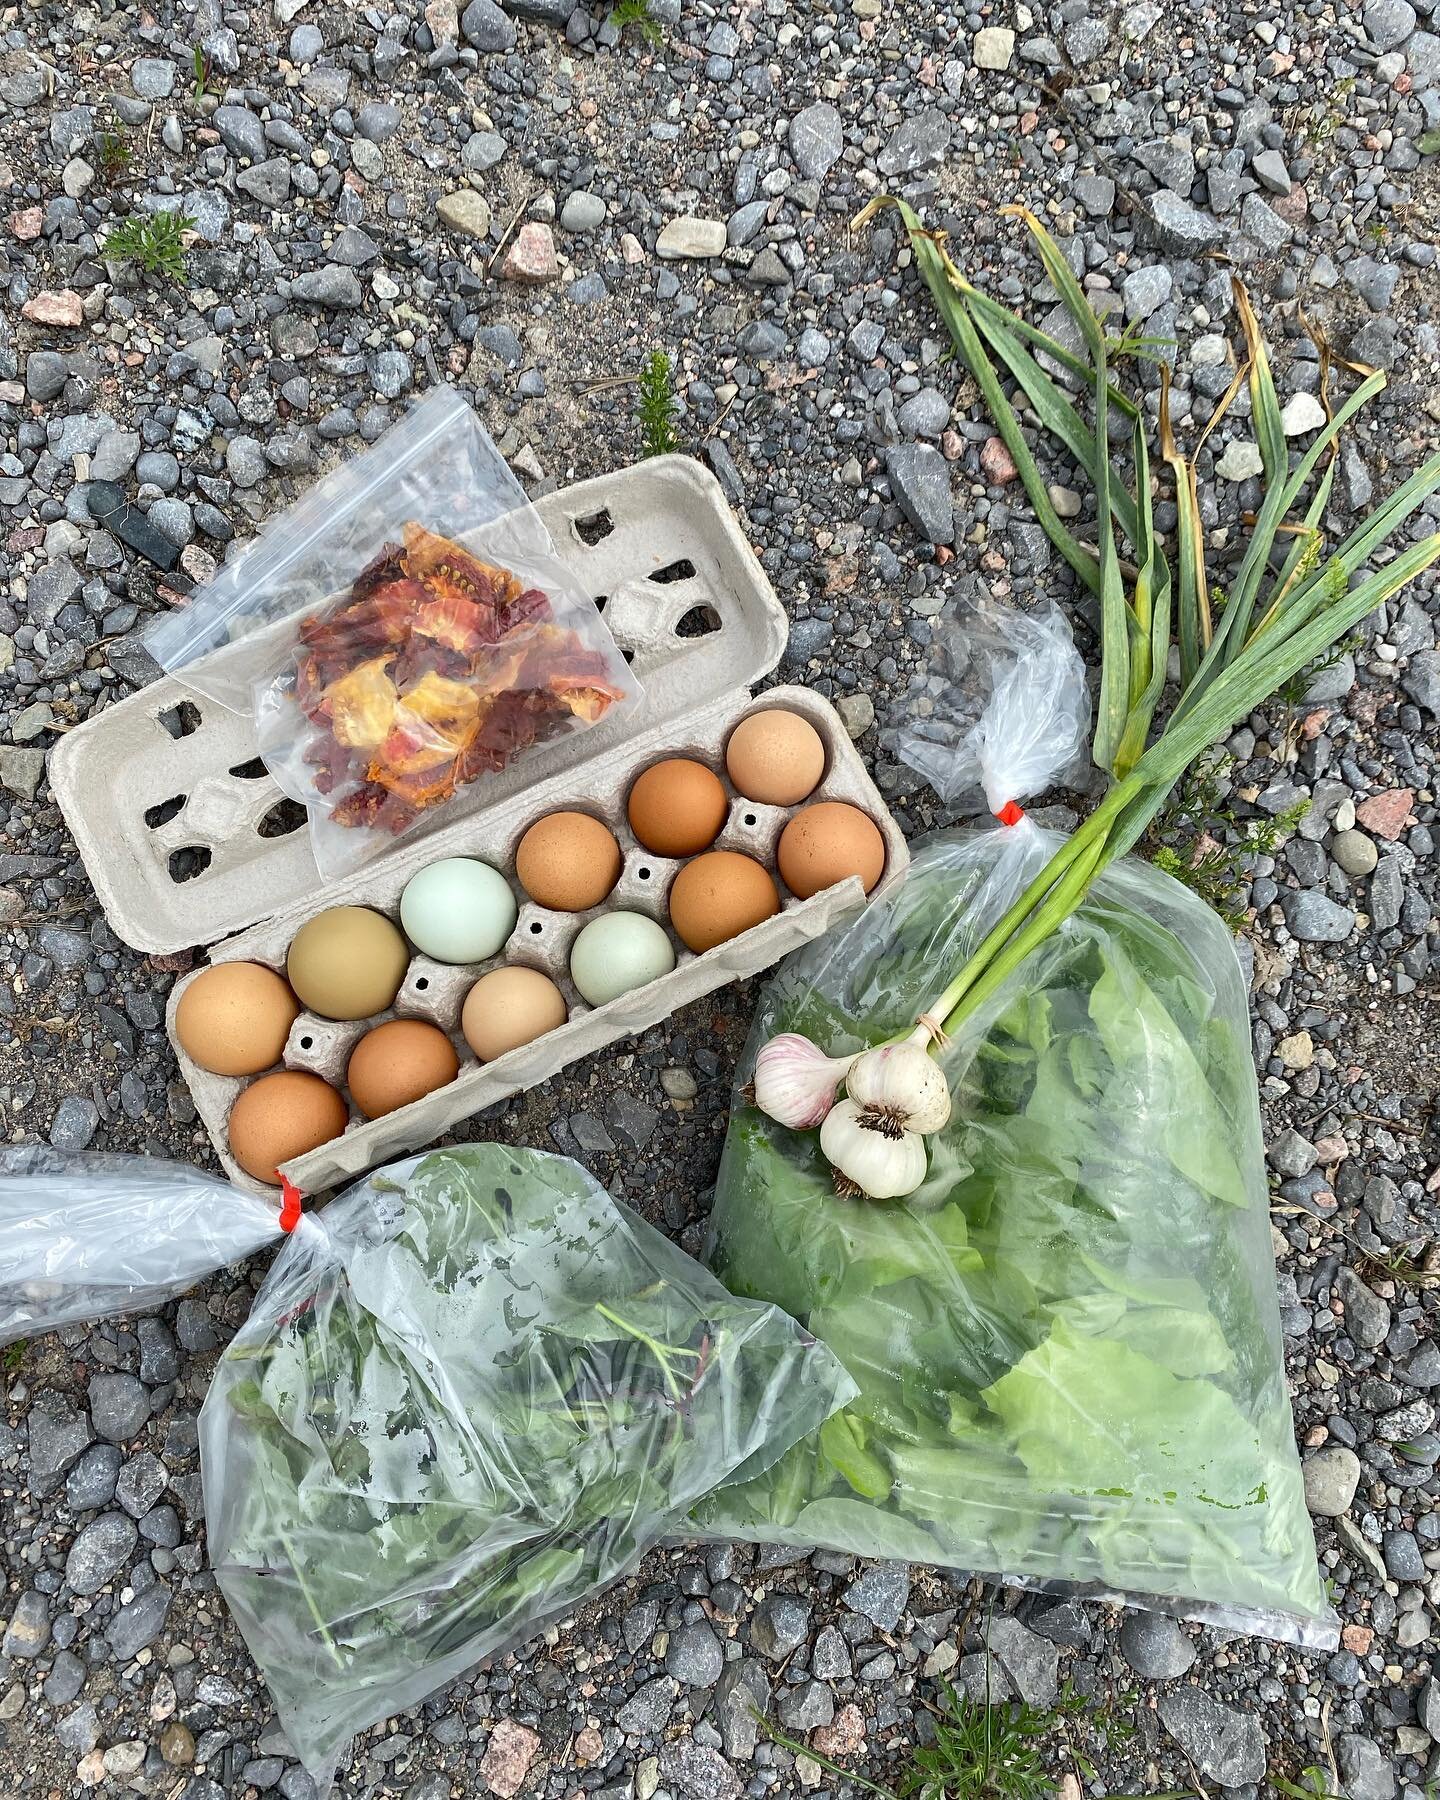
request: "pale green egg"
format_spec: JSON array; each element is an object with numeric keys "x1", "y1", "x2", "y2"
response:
[
  {"x1": 569, "y1": 911, "x2": 676, "y2": 1005},
  {"x1": 400, "y1": 858, "x2": 517, "y2": 964}
]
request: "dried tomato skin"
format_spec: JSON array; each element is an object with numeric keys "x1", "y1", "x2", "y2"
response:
[{"x1": 292, "y1": 522, "x2": 623, "y2": 832}]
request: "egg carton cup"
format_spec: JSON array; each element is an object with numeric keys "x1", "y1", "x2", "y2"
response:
[{"x1": 54, "y1": 457, "x2": 910, "y2": 1201}]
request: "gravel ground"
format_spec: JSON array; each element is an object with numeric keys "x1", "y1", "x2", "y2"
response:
[{"x1": 3, "y1": 1, "x2": 1440, "y2": 1797}]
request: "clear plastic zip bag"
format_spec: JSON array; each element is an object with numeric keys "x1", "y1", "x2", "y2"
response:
[
  {"x1": 201, "y1": 1144, "x2": 855, "y2": 1791},
  {"x1": 694, "y1": 604, "x2": 1334, "y2": 1648},
  {"x1": 145, "y1": 387, "x2": 641, "y2": 877},
  {"x1": 0, "y1": 1147, "x2": 284, "y2": 1346}
]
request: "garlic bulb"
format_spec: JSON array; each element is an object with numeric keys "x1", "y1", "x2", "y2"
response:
[
  {"x1": 845, "y1": 1042, "x2": 952, "y2": 1136},
  {"x1": 750, "y1": 1033, "x2": 856, "y2": 1130},
  {"x1": 821, "y1": 1099, "x2": 929, "y2": 1200}
]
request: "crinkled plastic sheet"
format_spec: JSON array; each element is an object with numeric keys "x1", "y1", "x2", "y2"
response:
[
  {"x1": 695, "y1": 829, "x2": 1336, "y2": 1649},
  {"x1": 201, "y1": 1144, "x2": 855, "y2": 1791},
  {"x1": 0, "y1": 1148, "x2": 280, "y2": 1347},
  {"x1": 145, "y1": 386, "x2": 641, "y2": 877}
]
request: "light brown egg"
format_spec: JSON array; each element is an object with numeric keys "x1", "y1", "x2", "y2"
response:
[
  {"x1": 627, "y1": 758, "x2": 728, "y2": 858},
  {"x1": 227, "y1": 1071, "x2": 348, "y2": 1186},
  {"x1": 726, "y1": 708, "x2": 826, "y2": 806},
  {"x1": 174, "y1": 962, "x2": 299, "y2": 1076},
  {"x1": 668, "y1": 850, "x2": 780, "y2": 953},
  {"x1": 346, "y1": 1018, "x2": 460, "y2": 1119},
  {"x1": 286, "y1": 906, "x2": 409, "y2": 1021},
  {"x1": 515, "y1": 812, "x2": 623, "y2": 912},
  {"x1": 778, "y1": 801, "x2": 886, "y2": 900},
  {"x1": 462, "y1": 965, "x2": 568, "y2": 1062}
]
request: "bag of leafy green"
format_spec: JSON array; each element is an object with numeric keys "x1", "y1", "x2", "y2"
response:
[
  {"x1": 694, "y1": 606, "x2": 1333, "y2": 1647},
  {"x1": 200, "y1": 1144, "x2": 854, "y2": 1790}
]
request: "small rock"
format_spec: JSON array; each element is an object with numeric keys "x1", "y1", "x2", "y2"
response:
[
  {"x1": 657, "y1": 216, "x2": 727, "y2": 258},
  {"x1": 88, "y1": 1373, "x2": 149, "y2": 1443},
  {"x1": 1281, "y1": 392, "x2": 1327, "y2": 435},
  {"x1": 560, "y1": 190, "x2": 606, "y2": 233},
  {"x1": 1280, "y1": 890, "x2": 1354, "y2": 943},
  {"x1": 1158, "y1": 1688, "x2": 1266, "y2": 1787},
  {"x1": 21, "y1": 289, "x2": 84, "y2": 327},
  {"x1": 1332, "y1": 829, "x2": 1379, "y2": 877},
  {"x1": 1240, "y1": 192, "x2": 1293, "y2": 251},
  {"x1": 980, "y1": 435, "x2": 1019, "y2": 484},
  {"x1": 1252, "y1": 148, "x2": 1292, "y2": 194},
  {"x1": 65, "y1": 1512, "x2": 139, "y2": 1596},
  {"x1": 1119, "y1": 1612, "x2": 1196, "y2": 1681},
  {"x1": 106, "y1": 1584, "x2": 173, "y2": 1660},
  {"x1": 479, "y1": 1719, "x2": 541, "y2": 1799},
  {"x1": 1337, "y1": 1268, "x2": 1391, "y2": 1350},
  {"x1": 461, "y1": 0, "x2": 517, "y2": 51},
  {"x1": 973, "y1": 26, "x2": 1016, "y2": 68},
  {"x1": 843, "y1": 1562, "x2": 910, "y2": 1632},
  {"x1": 437, "y1": 190, "x2": 492, "y2": 239},
  {"x1": 1365, "y1": 0, "x2": 1417, "y2": 52},
  {"x1": 886, "y1": 443, "x2": 953, "y2": 544},
  {"x1": 1336, "y1": 1734, "x2": 1396, "y2": 1800},
  {"x1": 714, "y1": 1660, "x2": 770, "y2": 1759},
  {"x1": 666, "y1": 1621, "x2": 724, "y2": 1687},
  {"x1": 789, "y1": 101, "x2": 844, "y2": 180},
  {"x1": 659, "y1": 1742, "x2": 742, "y2": 1800},
  {"x1": 1215, "y1": 440, "x2": 1264, "y2": 481},
  {"x1": 617, "y1": 1675, "x2": 676, "y2": 1737},
  {"x1": 1122, "y1": 263, "x2": 1172, "y2": 322},
  {"x1": 749, "y1": 1592, "x2": 811, "y2": 1660},
  {"x1": 1, "y1": 1591, "x2": 50, "y2": 1660}
]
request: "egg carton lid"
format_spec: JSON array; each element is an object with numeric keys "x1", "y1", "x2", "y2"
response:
[{"x1": 50, "y1": 457, "x2": 790, "y2": 957}]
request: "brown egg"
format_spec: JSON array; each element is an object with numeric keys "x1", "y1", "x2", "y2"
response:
[
  {"x1": 347, "y1": 1019, "x2": 460, "y2": 1119},
  {"x1": 515, "y1": 812, "x2": 623, "y2": 912},
  {"x1": 778, "y1": 802, "x2": 886, "y2": 900},
  {"x1": 175, "y1": 962, "x2": 299, "y2": 1076},
  {"x1": 462, "y1": 965, "x2": 568, "y2": 1061},
  {"x1": 726, "y1": 708, "x2": 827, "y2": 807},
  {"x1": 669, "y1": 850, "x2": 780, "y2": 953},
  {"x1": 227, "y1": 1071, "x2": 348, "y2": 1186},
  {"x1": 286, "y1": 906, "x2": 409, "y2": 1020},
  {"x1": 627, "y1": 758, "x2": 728, "y2": 858}
]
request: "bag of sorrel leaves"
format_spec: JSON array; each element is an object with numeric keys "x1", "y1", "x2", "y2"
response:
[
  {"x1": 694, "y1": 605, "x2": 1333, "y2": 1645},
  {"x1": 201, "y1": 1144, "x2": 853, "y2": 1791}
]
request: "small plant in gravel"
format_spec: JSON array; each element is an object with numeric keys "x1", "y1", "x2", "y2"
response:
[
  {"x1": 608, "y1": 0, "x2": 664, "y2": 45},
  {"x1": 1148, "y1": 751, "x2": 1309, "y2": 930},
  {"x1": 636, "y1": 348, "x2": 680, "y2": 457},
  {"x1": 192, "y1": 44, "x2": 213, "y2": 101},
  {"x1": 103, "y1": 210, "x2": 194, "y2": 282},
  {"x1": 94, "y1": 128, "x2": 132, "y2": 182}
]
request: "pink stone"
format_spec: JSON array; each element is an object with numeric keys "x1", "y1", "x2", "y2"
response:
[
  {"x1": 480, "y1": 1719, "x2": 541, "y2": 1798},
  {"x1": 425, "y1": 0, "x2": 459, "y2": 41},
  {"x1": 500, "y1": 221, "x2": 560, "y2": 284},
  {"x1": 9, "y1": 205, "x2": 42, "y2": 242},
  {"x1": 1273, "y1": 183, "x2": 1309, "y2": 226},
  {"x1": 811, "y1": 1702, "x2": 865, "y2": 1759},
  {"x1": 22, "y1": 288, "x2": 83, "y2": 327},
  {"x1": 1354, "y1": 788, "x2": 1413, "y2": 841},
  {"x1": 980, "y1": 434, "x2": 1018, "y2": 485}
]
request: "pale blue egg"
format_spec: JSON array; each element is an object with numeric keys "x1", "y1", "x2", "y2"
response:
[
  {"x1": 399, "y1": 858, "x2": 517, "y2": 964},
  {"x1": 569, "y1": 911, "x2": 676, "y2": 1005}
]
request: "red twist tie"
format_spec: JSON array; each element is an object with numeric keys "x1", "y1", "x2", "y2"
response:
[
  {"x1": 995, "y1": 799, "x2": 1026, "y2": 827},
  {"x1": 279, "y1": 1176, "x2": 304, "y2": 1234}
]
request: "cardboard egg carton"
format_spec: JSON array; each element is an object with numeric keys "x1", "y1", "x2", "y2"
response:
[{"x1": 52, "y1": 457, "x2": 910, "y2": 1200}]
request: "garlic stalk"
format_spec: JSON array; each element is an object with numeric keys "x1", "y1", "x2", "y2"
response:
[
  {"x1": 844, "y1": 1039, "x2": 952, "y2": 1136},
  {"x1": 749, "y1": 1033, "x2": 856, "y2": 1130},
  {"x1": 821, "y1": 1100, "x2": 929, "y2": 1201}
]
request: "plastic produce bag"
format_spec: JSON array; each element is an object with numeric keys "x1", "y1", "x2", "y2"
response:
[
  {"x1": 695, "y1": 606, "x2": 1333, "y2": 1645},
  {"x1": 0, "y1": 1147, "x2": 286, "y2": 1347},
  {"x1": 201, "y1": 1144, "x2": 855, "y2": 1790},
  {"x1": 145, "y1": 387, "x2": 641, "y2": 877}
]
